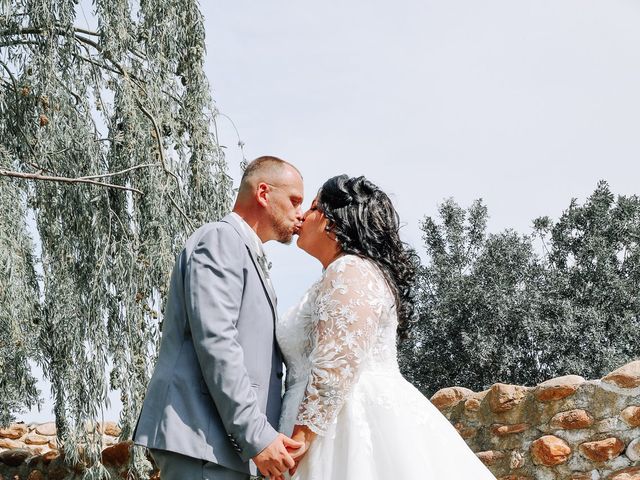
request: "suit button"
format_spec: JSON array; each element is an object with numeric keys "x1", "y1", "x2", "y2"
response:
[{"x1": 277, "y1": 372, "x2": 283, "y2": 379}]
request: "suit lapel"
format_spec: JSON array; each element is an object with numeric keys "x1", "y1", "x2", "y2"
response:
[{"x1": 220, "y1": 214, "x2": 278, "y2": 318}]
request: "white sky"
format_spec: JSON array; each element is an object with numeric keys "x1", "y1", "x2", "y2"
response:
[
  {"x1": 18, "y1": 0, "x2": 640, "y2": 422},
  {"x1": 204, "y1": 0, "x2": 640, "y2": 311}
]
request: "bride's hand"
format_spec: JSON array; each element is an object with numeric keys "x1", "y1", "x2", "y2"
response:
[{"x1": 287, "y1": 424, "x2": 316, "y2": 476}]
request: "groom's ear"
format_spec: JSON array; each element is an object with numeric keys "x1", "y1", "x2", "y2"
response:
[{"x1": 256, "y1": 182, "x2": 270, "y2": 208}]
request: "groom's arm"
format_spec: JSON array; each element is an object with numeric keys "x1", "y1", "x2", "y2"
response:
[{"x1": 184, "y1": 224, "x2": 277, "y2": 460}]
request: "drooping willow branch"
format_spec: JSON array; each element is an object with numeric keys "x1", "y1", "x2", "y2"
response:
[{"x1": 137, "y1": 101, "x2": 196, "y2": 231}]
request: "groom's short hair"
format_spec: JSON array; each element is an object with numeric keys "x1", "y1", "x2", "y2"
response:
[{"x1": 239, "y1": 156, "x2": 301, "y2": 193}]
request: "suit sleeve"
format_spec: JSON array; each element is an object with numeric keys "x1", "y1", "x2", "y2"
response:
[{"x1": 184, "y1": 225, "x2": 278, "y2": 460}]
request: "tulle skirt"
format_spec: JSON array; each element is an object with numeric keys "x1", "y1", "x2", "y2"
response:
[{"x1": 280, "y1": 370, "x2": 496, "y2": 480}]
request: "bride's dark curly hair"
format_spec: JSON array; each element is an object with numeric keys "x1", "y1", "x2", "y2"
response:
[{"x1": 317, "y1": 175, "x2": 420, "y2": 338}]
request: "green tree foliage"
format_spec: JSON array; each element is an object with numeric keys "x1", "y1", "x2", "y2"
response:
[
  {"x1": 0, "y1": 180, "x2": 40, "y2": 426},
  {"x1": 400, "y1": 181, "x2": 640, "y2": 396},
  {"x1": 534, "y1": 180, "x2": 640, "y2": 377},
  {"x1": 0, "y1": 0, "x2": 232, "y2": 476}
]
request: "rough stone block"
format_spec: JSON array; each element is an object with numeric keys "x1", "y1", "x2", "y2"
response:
[
  {"x1": 535, "y1": 375, "x2": 585, "y2": 402},
  {"x1": 550, "y1": 409, "x2": 594, "y2": 430},
  {"x1": 0, "y1": 438, "x2": 24, "y2": 449},
  {"x1": 488, "y1": 383, "x2": 529, "y2": 413},
  {"x1": 625, "y1": 437, "x2": 640, "y2": 462},
  {"x1": 579, "y1": 437, "x2": 625, "y2": 462},
  {"x1": 27, "y1": 470, "x2": 45, "y2": 480},
  {"x1": 101, "y1": 441, "x2": 131, "y2": 468},
  {"x1": 35, "y1": 423, "x2": 56, "y2": 436},
  {"x1": 24, "y1": 433, "x2": 50, "y2": 445},
  {"x1": 97, "y1": 421, "x2": 121, "y2": 437},
  {"x1": 0, "y1": 448, "x2": 31, "y2": 466},
  {"x1": 620, "y1": 406, "x2": 640, "y2": 427},
  {"x1": 602, "y1": 361, "x2": 640, "y2": 389},
  {"x1": 465, "y1": 390, "x2": 489, "y2": 412},
  {"x1": 430, "y1": 386, "x2": 474, "y2": 410},
  {"x1": 0, "y1": 424, "x2": 28, "y2": 440},
  {"x1": 570, "y1": 473, "x2": 596, "y2": 480},
  {"x1": 40, "y1": 449, "x2": 61, "y2": 464},
  {"x1": 530, "y1": 435, "x2": 572, "y2": 466},
  {"x1": 476, "y1": 449, "x2": 505, "y2": 466},
  {"x1": 607, "y1": 466, "x2": 640, "y2": 480},
  {"x1": 491, "y1": 423, "x2": 530, "y2": 436}
]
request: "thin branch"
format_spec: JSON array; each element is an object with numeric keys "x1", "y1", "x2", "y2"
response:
[
  {"x1": 17, "y1": 125, "x2": 39, "y2": 159},
  {"x1": 72, "y1": 48, "x2": 148, "y2": 98},
  {"x1": 136, "y1": 103, "x2": 178, "y2": 183},
  {"x1": 72, "y1": 51, "x2": 122, "y2": 77},
  {"x1": 77, "y1": 163, "x2": 158, "y2": 180},
  {"x1": 46, "y1": 147, "x2": 73, "y2": 157},
  {"x1": 0, "y1": 39, "x2": 42, "y2": 48},
  {"x1": 0, "y1": 169, "x2": 143, "y2": 195},
  {"x1": 73, "y1": 27, "x2": 99, "y2": 37},
  {"x1": 73, "y1": 33, "x2": 102, "y2": 53},
  {"x1": 137, "y1": 101, "x2": 195, "y2": 230},
  {"x1": 0, "y1": 78, "x2": 14, "y2": 90},
  {"x1": 1, "y1": 27, "x2": 143, "y2": 85},
  {"x1": 213, "y1": 111, "x2": 246, "y2": 165},
  {"x1": 0, "y1": 59, "x2": 18, "y2": 93},
  {"x1": 26, "y1": 161, "x2": 56, "y2": 175},
  {"x1": 73, "y1": 33, "x2": 146, "y2": 90},
  {"x1": 127, "y1": 45, "x2": 146, "y2": 61}
]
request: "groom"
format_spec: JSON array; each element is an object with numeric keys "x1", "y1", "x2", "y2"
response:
[{"x1": 134, "y1": 156, "x2": 305, "y2": 479}]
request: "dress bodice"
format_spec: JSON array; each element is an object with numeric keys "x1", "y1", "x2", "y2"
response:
[
  {"x1": 276, "y1": 254, "x2": 400, "y2": 435},
  {"x1": 277, "y1": 285, "x2": 318, "y2": 390},
  {"x1": 276, "y1": 255, "x2": 497, "y2": 480}
]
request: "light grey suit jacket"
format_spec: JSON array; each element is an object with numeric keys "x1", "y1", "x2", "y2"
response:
[{"x1": 134, "y1": 214, "x2": 283, "y2": 475}]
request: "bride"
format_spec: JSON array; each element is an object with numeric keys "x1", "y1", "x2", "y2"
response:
[{"x1": 277, "y1": 175, "x2": 496, "y2": 479}]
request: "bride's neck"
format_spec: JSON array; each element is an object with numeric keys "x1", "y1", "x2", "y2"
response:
[{"x1": 319, "y1": 247, "x2": 343, "y2": 270}]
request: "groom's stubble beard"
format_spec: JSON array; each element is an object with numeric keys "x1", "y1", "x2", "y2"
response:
[{"x1": 270, "y1": 212, "x2": 294, "y2": 244}]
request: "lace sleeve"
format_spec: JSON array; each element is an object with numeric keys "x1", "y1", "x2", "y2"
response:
[{"x1": 296, "y1": 256, "x2": 382, "y2": 435}]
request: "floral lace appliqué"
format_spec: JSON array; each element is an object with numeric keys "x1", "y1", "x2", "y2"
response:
[{"x1": 296, "y1": 255, "x2": 397, "y2": 435}]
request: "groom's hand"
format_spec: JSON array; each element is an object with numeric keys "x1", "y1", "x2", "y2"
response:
[{"x1": 253, "y1": 433, "x2": 302, "y2": 479}]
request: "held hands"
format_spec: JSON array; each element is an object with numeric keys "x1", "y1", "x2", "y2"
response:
[
  {"x1": 253, "y1": 433, "x2": 303, "y2": 479},
  {"x1": 287, "y1": 424, "x2": 317, "y2": 476}
]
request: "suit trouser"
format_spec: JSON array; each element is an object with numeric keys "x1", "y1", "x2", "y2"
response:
[{"x1": 149, "y1": 448, "x2": 260, "y2": 480}]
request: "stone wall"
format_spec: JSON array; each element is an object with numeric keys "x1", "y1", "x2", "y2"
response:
[
  {"x1": 0, "y1": 422, "x2": 157, "y2": 479},
  {"x1": 2, "y1": 361, "x2": 639, "y2": 479},
  {"x1": 432, "y1": 360, "x2": 640, "y2": 480}
]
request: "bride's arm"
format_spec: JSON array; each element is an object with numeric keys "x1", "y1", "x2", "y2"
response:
[{"x1": 295, "y1": 257, "x2": 382, "y2": 436}]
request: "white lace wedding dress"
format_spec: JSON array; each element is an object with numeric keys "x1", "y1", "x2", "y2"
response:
[{"x1": 277, "y1": 255, "x2": 495, "y2": 480}]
